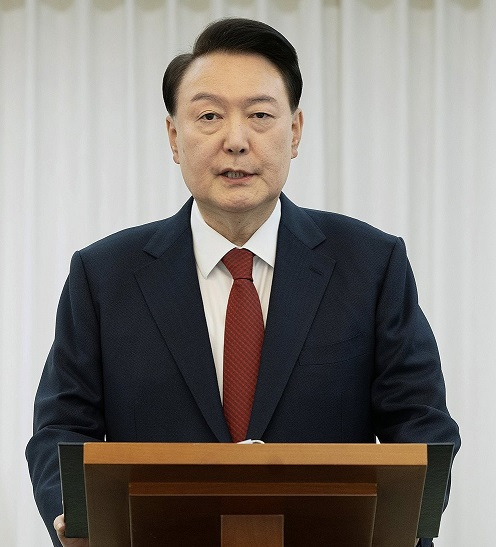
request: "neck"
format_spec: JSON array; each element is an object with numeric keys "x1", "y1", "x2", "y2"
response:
[{"x1": 197, "y1": 200, "x2": 278, "y2": 247}]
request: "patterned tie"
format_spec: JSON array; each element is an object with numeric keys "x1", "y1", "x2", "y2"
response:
[{"x1": 222, "y1": 248, "x2": 264, "y2": 443}]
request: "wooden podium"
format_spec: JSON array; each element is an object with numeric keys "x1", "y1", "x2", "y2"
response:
[{"x1": 77, "y1": 443, "x2": 429, "y2": 546}]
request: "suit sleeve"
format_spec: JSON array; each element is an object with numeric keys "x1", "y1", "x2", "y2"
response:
[
  {"x1": 26, "y1": 251, "x2": 105, "y2": 546},
  {"x1": 372, "y1": 237, "x2": 460, "y2": 545},
  {"x1": 372, "y1": 237, "x2": 460, "y2": 447}
]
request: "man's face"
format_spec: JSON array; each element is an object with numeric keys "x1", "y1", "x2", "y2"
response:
[{"x1": 166, "y1": 52, "x2": 303, "y2": 227}]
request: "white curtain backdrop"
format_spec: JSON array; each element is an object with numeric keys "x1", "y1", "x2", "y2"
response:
[{"x1": 1, "y1": 0, "x2": 494, "y2": 544}]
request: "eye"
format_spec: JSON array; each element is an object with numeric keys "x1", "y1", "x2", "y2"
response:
[
  {"x1": 252, "y1": 112, "x2": 271, "y2": 119},
  {"x1": 199, "y1": 112, "x2": 219, "y2": 121}
]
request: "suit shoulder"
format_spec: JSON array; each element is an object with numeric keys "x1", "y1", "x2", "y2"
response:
[
  {"x1": 77, "y1": 199, "x2": 192, "y2": 265},
  {"x1": 68, "y1": 221, "x2": 166, "y2": 285},
  {"x1": 78, "y1": 219, "x2": 165, "y2": 259},
  {"x1": 302, "y1": 207, "x2": 398, "y2": 247},
  {"x1": 299, "y1": 208, "x2": 408, "y2": 280}
]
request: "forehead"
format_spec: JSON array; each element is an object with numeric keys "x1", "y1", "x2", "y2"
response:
[{"x1": 176, "y1": 52, "x2": 290, "y2": 108}]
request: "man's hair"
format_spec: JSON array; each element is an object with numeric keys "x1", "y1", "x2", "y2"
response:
[{"x1": 162, "y1": 18, "x2": 302, "y2": 116}]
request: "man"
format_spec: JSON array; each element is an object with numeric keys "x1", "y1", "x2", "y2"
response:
[{"x1": 26, "y1": 18, "x2": 460, "y2": 547}]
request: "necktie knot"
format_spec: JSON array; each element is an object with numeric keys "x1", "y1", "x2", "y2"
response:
[{"x1": 222, "y1": 248, "x2": 254, "y2": 281}]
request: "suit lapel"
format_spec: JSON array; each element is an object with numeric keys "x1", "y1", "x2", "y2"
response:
[
  {"x1": 134, "y1": 199, "x2": 231, "y2": 442},
  {"x1": 133, "y1": 195, "x2": 335, "y2": 443},
  {"x1": 248, "y1": 195, "x2": 336, "y2": 439}
]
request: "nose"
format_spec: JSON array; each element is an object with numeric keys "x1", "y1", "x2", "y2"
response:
[{"x1": 223, "y1": 119, "x2": 249, "y2": 155}]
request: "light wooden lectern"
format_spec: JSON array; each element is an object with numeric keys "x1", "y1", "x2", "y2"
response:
[{"x1": 79, "y1": 443, "x2": 428, "y2": 547}]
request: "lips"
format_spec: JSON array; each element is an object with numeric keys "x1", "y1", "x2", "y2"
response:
[{"x1": 222, "y1": 170, "x2": 251, "y2": 179}]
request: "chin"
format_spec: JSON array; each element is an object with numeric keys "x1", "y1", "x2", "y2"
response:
[
  {"x1": 224, "y1": 193, "x2": 271, "y2": 212},
  {"x1": 221, "y1": 202, "x2": 258, "y2": 215}
]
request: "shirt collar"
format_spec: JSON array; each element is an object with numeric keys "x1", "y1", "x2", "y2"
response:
[{"x1": 191, "y1": 199, "x2": 281, "y2": 279}]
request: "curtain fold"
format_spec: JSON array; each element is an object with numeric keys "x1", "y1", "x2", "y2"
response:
[{"x1": 1, "y1": 1, "x2": 493, "y2": 544}]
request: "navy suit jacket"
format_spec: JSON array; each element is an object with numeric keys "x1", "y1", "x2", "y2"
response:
[{"x1": 27, "y1": 194, "x2": 460, "y2": 546}]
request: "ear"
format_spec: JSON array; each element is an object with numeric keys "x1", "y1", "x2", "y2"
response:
[
  {"x1": 291, "y1": 108, "x2": 303, "y2": 159},
  {"x1": 166, "y1": 115, "x2": 180, "y2": 164}
]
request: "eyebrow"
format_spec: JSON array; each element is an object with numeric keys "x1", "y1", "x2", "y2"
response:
[{"x1": 190, "y1": 93, "x2": 278, "y2": 107}]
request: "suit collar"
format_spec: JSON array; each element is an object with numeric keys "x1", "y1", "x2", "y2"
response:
[
  {"x1": 142, "y1": 193, "x2": 326, "y2": 258},
  {"x1": 142, "y1": 197, "x2": 194, "y2": 259},
  {"x1": 279, "y1": 193, "x2": 327, "y2": 249}
]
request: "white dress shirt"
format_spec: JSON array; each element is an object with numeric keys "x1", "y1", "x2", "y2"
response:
[{"x1": 190, "y1": 199, "x2": 281, "y2": 400}]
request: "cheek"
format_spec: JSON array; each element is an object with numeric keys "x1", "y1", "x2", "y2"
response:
[
  {"x1": 177, "y1": 139, "x2": 201, "y2": 169},
  {"x1": 271, "y1": 128, "x2": 295, "y2": 156},
  {"x1": 263, "y1": 137, "x2": 293, "y2": 171},
  {"x1": 181, "y1": 134, "x2": 217, "y2": 163},
  {"x1": 178, "y1": 147, "x2": 213, "y2": 192}
]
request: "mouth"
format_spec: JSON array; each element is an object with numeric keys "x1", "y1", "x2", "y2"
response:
[{"x1": 220, "y1": 170, "x2": 253, "y2": 180}]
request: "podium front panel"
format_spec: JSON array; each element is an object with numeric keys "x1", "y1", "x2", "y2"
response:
[{"x1": 83, "y1": 443, "x2": 426, "y2": 547}]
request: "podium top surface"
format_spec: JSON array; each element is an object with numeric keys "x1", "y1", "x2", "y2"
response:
[{"x1": 83, "y1": 442, "x2": 427, "y2": 467}]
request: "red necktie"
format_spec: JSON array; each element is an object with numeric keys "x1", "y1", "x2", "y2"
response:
[{"x1": 222, "y1": 248, "x2": 264, "y2": 443}]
